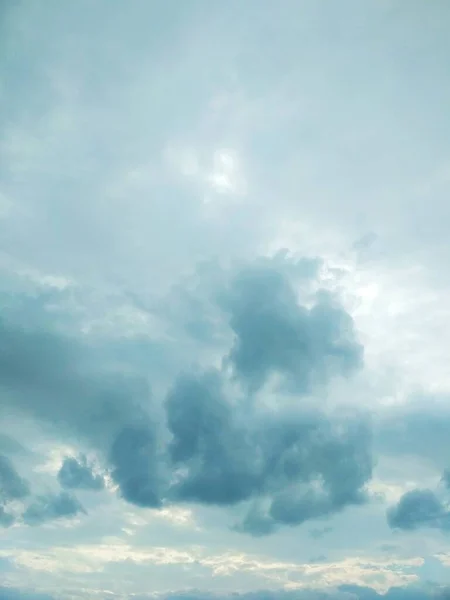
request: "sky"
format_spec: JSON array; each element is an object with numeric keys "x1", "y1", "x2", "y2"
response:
[{"x1": 1, "y1": 1, "x2": 450, "y2": 599}]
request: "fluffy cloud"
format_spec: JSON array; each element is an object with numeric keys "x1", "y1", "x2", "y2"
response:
[
  {"x1": 22, "y1": 491, "x2": 85, "y2": 526},
  {"x1": 222, "y1": 264, "x2": 363, "y2": 393},
  {"x1": 387, "y1": 490, "x2": 450, "y2": 533},
  {"x1": 57, "y1": 455, "x2": 104, "y2": 491},
  {"x1": 0, "y1": 505, "x2": 14, "y2": 528},
  {"x1": 0, "y1": 258, "x2": 370, "y2": 532},
  {"x1": 165, "y1": 366, "x2": 372, "y2": 533},
  {"x1": 0, "y1": 453, "x2": 30, "y2": 527},
  {"x1": 0, "y1": 454, "x2": 30, "y2": 502},
  {"x1": 2, "y1": 0, "x2": 450, "y2": 596}
]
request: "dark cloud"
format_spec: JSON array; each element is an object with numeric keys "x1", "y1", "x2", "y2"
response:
[
  {"x1": 0, "y1": 316, "x2": 149, "y2": 445},
  {"x1": 387, "y1": 489, "x2": 450, "y2": 532},
  {"x1": 166, "y1": 368, "x2": 372, "y2": 533},
  {"x1": 221, "y1": 265, "x2": 363, "y2": 393},
  {"x1": 0, "y1": 505, "x2": 14, "y2": 527},
  {"x1": 0, "y1": 312, "x2": 155, "y2": 510},
  {"x1": 166, "y1": 370, "x2": 261, "y2": 506},
  {"x1": 22, "y1": 491, "x2": 85, "y2": 526},
  {"x1": 375, "y1": 399, "x2": 450, "y2": 473},
  {"x1": 0, "y1": 258, "x2": 371, "y2": 532},
  {"x1": 0, "y1": 453, "x2": 30, "y2": 502},
  {"x1": 109, "y1": 424, "x2": 164, "y2": 508},
  {"x1": 57, "y1": 455, "x2": 104, "y2": 491}
]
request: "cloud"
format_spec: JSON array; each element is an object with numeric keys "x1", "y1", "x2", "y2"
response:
[
  {"x1": 57, "y1": 455, "x2": 104, "y2": 491},
  {"x1": 109, "y1": 424, "x2": 164, "y2": 508},
  {"x1": 221, "y1": 264, "x2": 363, "y2": 393},
  {"x1": 0, "y1": 589, "x2": 54, "y2": 600},
  {"x1": 0, "y1": 505, "x2": 14, "y2": 528},
  {"x1": 0, "y1": 453, "x2": 29, "y2": 526},
  {"x1": 134, "y1": 585, "x2": 450, "y2": 600},
  {"x1": 22, "y1": 491, "x2": 85, "y2": 526},
  {"x1": 309, "y1": 525, "x2": 333, "y2": 539},
  {"x1": 0, "y1": 454, "x2": 30, "y2": 502},
  {"x1": 387, "y1": 489, "x2": 450, "y2": 532},
  {"x1": 0, "y1": 257, "x2": 371, "y2": 533},
  {"x1": 166, "y1": 366, "x2": 372, "y2": 533}
]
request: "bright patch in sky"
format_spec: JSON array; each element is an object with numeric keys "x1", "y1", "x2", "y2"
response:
[{"x1": 1, "y1": 2, "x2": 450, "y2": 600}]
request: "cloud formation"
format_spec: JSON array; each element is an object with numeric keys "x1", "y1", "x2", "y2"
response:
[
  {"x1": 222, "y1": 264, "x2": 363, "y2": 392},
  {"x1": 0, "y1": 589, "x2": 55, "y2": 600},
  {"x1": 387, "y1": 489, "x2": 450, "y2": 532},
  {"x1": 0, "y1": 453, "x2": 29, "y2": 527},
  {"x1": 0, "y1": 259, "x2": 370, "y2": 532},
  {"x1": 166, "y1": 367, "x2": 372, "y2": 533},
  {"x1": 22, "y1": 491, "x2": 85, "y2": 526},
  {"x1": 0, "y1": 454, "x2": 29, "y2": 502},
  {"x1": 57, "y1": 455, "x2": 104, "y2": 491}
]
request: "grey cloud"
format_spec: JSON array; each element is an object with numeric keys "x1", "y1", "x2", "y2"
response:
[
  {"x1": 166, "y1": 368, "x2": 372, "y2": 533},
  {"x1": 0, "y1": 454, "x2": 30, "y2": 502},
  {"x1": 221, "y1": 264, "x2": 363, "y2": 393},
  {"x1": 309, "y1": 554, "x2": 328, "y2": 563},
  {"x1": 0, "y1": 258, "x2": 371, "y2": 531},
  {"x1": 22, "y1": 491, "x2": 85, "y2": 526},
  {"x1": 166, "y1": 370, "x2": 260, "y2": 506},
  {"x1": 0, "y1": 505, "x2": 14, "y2": 527},
  {"x1": 138, "y1": 584, "x2": 450, "y2": 600},
  {"x1": 0, "y1": 311, "x2": 156, "y2": 508},
  {"x1": 57, "y1": 454, "x2": 104, "y2": 491},
  {"x1": 387, "y1": 489, "x2": 450, "y2": 532},
  {"x1": 339, "y1": 585, "x2": 446, "y2": 600},
  {"x1": 0, "y1": 589, "x2": 55, "y2": 600},
  {"x1": 109, "y1": 424, "x2": 163, "y2": 508},
  {"x1": 309, "y1": 525, "x2": 333, "y2": 539},
  {"x1": 0, "y1": 317, "x2": 147, "y2": 444}
]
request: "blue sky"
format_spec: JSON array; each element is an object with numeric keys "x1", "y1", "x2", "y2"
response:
[{"x1": 1, "y1": 1, "x2": 450, "y2": 599}]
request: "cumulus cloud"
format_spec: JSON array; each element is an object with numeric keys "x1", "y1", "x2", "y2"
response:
[
  {"x1": 0, "y1": 453, "x2": 30, "y2": 527},
  {"x1": 221, "y1": 264, "x2": 363, "y2": 393},
  {"x1": 0, "y1": 257, "x2": 370, "y2": 532},
  {"x1": 109, "y1": 424, "x2": 164, "y2": 508},
  {"x1": 165, "y1": 366, "x2": 372, "y2": 533},
  {"x1": 0, "y1": 454, "x2": 30, "y2": 502},
  {"x1": 22, "y1": 491, "x2": 85, "y2": 526},
  {"x1": 57, "y1": 455, "x2": 104, "y2": 491},
  {"x1": 387, "y1": 489, "x2": 450, "y2": 532}
]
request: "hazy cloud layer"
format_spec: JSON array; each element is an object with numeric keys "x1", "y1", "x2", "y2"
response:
[{"x1": 1, "y1": 0, "x2": 450, "y2": 597}]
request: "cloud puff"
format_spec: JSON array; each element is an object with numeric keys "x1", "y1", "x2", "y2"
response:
[
  {"x1": 0, "y1": 505, "x2": 14, "y2": 528},
  {"x1": 22, "y1": 491, "x2": 85, "y2": 526},
  {"x1": 387, "y1": 489, "x2": 450, "y2": 532},
  {"x1": 0, "y1": 258, "x2": 370, "y2": 532},
  {"x1": 57, "y1": 455, "x2": 104, "y2": 491},
  {"x1": 221, "y1": 264, "x2": 363, "y2": 393},
  {"x1": 0, "y1": 453, "x2": 29, "y2": 527},
  {"x1": 0, "y1": 454, "x2": 30, "y2": 502},
  {"x1": 166, "y1": 367, "x2": 372, "y2": 533},
  {"x1": 109, "y1": 424, "x2": 164, "y2": 508}
]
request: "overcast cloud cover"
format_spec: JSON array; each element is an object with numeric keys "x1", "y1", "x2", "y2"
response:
[{"x1": 1, "y1": 1, "x2": 450, "y2": 599}]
